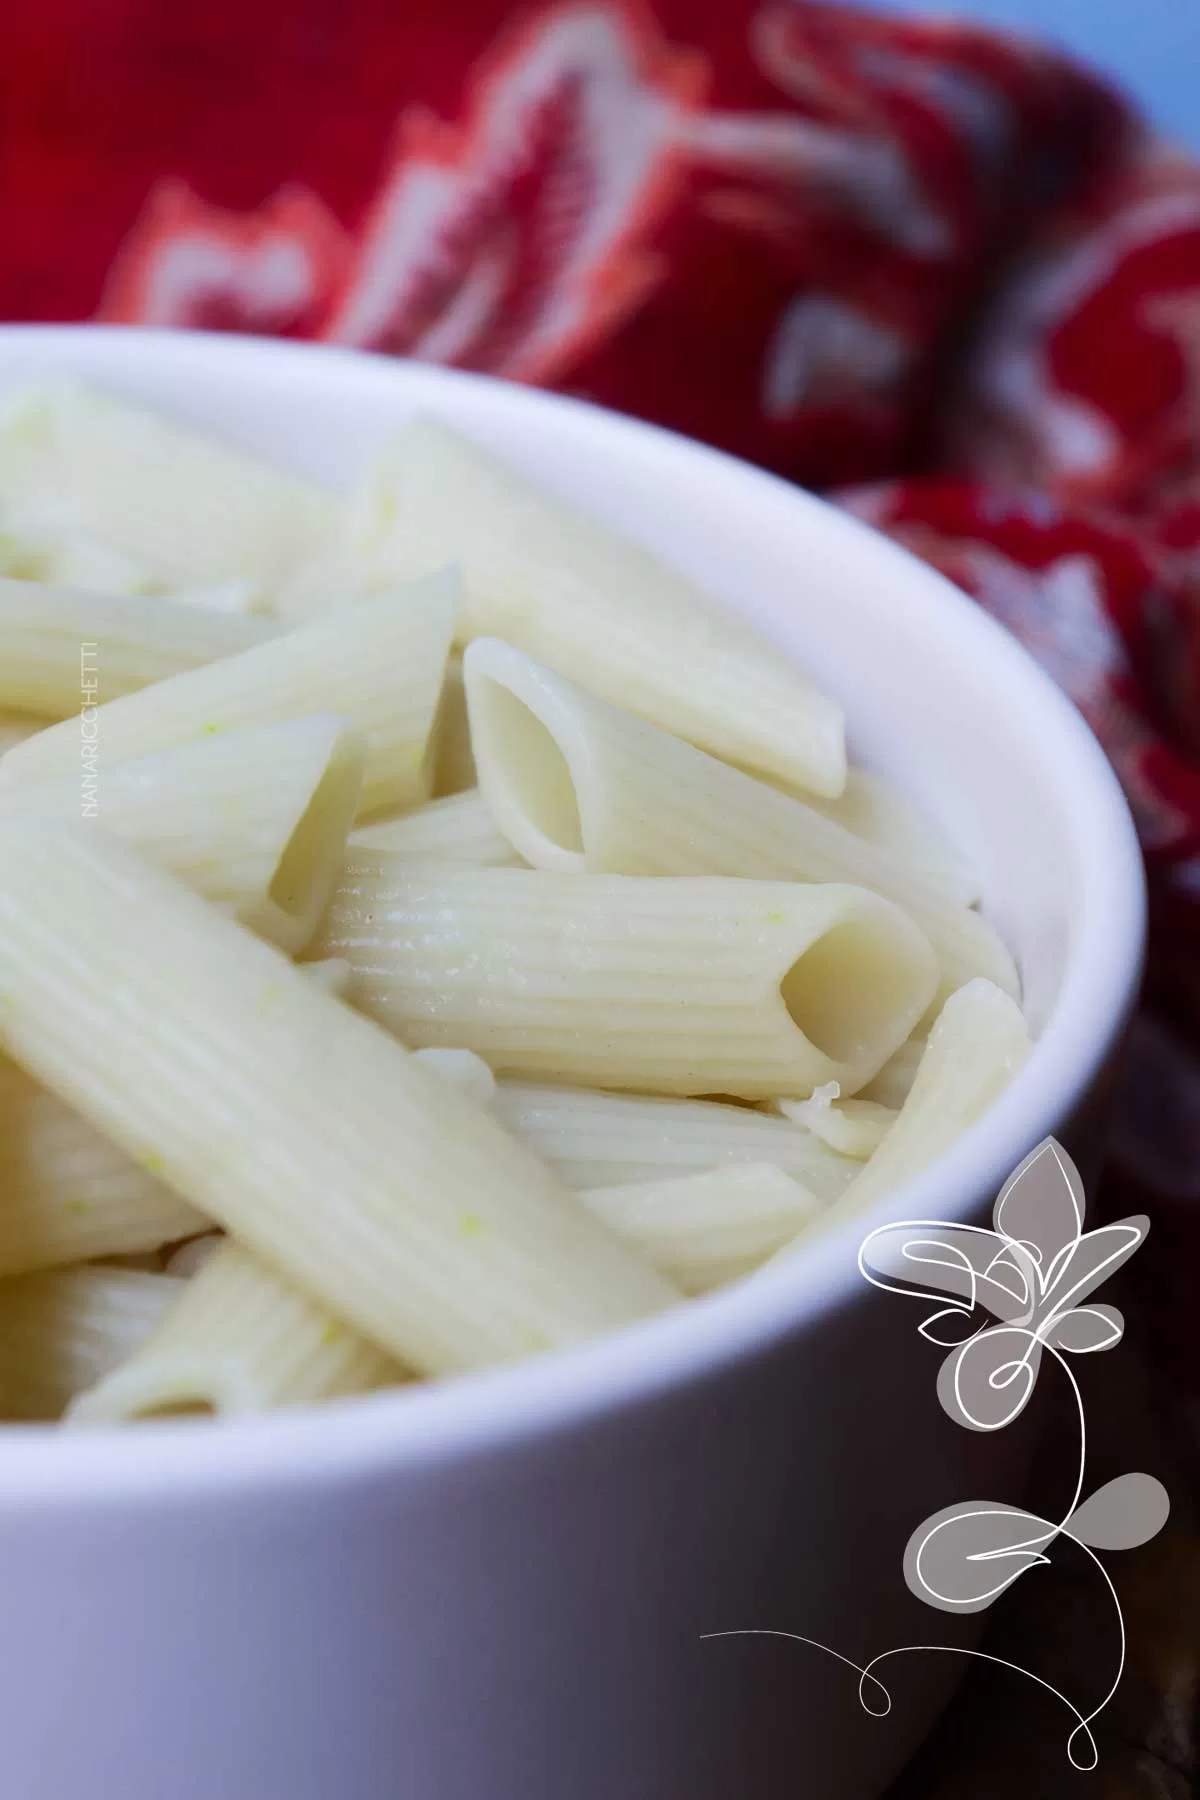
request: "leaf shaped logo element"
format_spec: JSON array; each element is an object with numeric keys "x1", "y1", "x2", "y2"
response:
[
  {"x1": 904, "y1": 1502, "x2": 1054, "y2": 1614},
  {"x1": 1044, "y1": 1304, "x2": 1124, "y2": 1355},
  {"x1": 1066, "y1": 1475, "x2": 1171, "y2": 1551},
  {"x1": 993, "y1": 1138, "x2": 1086, "y2": 1273}
]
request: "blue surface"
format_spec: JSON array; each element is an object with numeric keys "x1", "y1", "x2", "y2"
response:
[{"x1": 866, "y1": 0, "x2": 1200, "y2": 148}]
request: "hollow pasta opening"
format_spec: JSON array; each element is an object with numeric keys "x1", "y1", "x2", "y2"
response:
[
  {"x1": 474, "y1": 677, "x2": 584, "y2": 855},
  {"x1": 780, "y1": 916, "x2": 919, "y2": 1067},
  {"x1": 268, "y1": 732, "x2": 364, "y2": 937}
]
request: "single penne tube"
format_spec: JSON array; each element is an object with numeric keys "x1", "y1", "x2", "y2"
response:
[
  {"x1": 778, "y1": 979, "x2": 1033, "y2": 1239},
  {"x1": 67, "y1": 1241, "x2": 405, "y2": 1423},
  {"x1": 491, "y1": 1083, "x2": 858, "y2": 1194},
  {"x1": 3, "y1": 715, "x2": 365, "y2": 954},
  {"x1": 771, "y1": 1084, "x2": 896, "y2": 1159},
  {"x1": 858, "y1": 1031, "x2": 928, "y2": 1108},
  {"x1": 0, "y1": 570, "x2": 458, "y2": 817},
  {"x1": 312, "y1": 864, "x2": 938, "y2": 1098},
  {"x1": 0, "y1": 821, "x2": 677, "y2": 1374},
  {"x1": 0, "y1": 577, "x2": 276, "y2": 716},
  {"x1": 0, "y1": 1266, "x2": 183, "y2": 1421},
  {"x1": 0, "y1": 1058, "x2": 207, "y2": 1279},
  {"x1": 349, "y1": 417, "x2": 846, "y2": 795},
  {"x1": 800, "y1": 769, "x2": 981, "y2": 908},
  {"x1": 0, "y1": 379, "x2": 340, "y2": 589},
  {"x1": 431, "y1": 653, "x2": 477, "y2": 797},
  {"x1": 464, "y1": 639, "x2": 1017, "y2": 1004},
  {"x1": 581, "y1": 1164, "x2": 824, "y2": 1294},
  {"x1": 349, "y1": 788, "x2": 520, "y2": 865}
]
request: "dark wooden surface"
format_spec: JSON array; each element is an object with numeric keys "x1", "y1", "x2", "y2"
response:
[{"x1": 882, "y1": 1299, "x2": 1199, "y2": 1799}]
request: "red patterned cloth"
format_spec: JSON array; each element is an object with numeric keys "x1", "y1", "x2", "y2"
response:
[{"x1": 2, "y1": 1, "x2": 1197, "y2": 1380}]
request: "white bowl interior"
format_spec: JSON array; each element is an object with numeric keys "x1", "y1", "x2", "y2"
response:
[{"x1": 0, "y1": 327, "x2": 1144, "y2": 1493}]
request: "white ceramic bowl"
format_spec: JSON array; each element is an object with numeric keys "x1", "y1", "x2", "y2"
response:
[{"x1": 0, "y1": 328, "x2": 1144, "y2": 1800}]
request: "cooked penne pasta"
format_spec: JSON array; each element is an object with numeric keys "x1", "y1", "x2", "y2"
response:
[
  {"x1": 490, "y1": 1083, "x2": 858, "y2": 1194},
  {"x1": 802, "y1": 769, "x2": 981, "y2": 908},
  {"x1": 68, "y1": 1241, "x2": 405, "y2": 1422},
  {"x1": 349, "y1": 418, "x2": 846, "y2": 795},
  {"x1": 410, "y1": 1047, "x2": 498, "y2": 1109},
  {"x1": 300, "y1": 958, "x2": 355, "y2": 999},
  {"x1": 0, "y1": 379, "x2": 339, "y2": 589},
  {"x1": 858, "y1": 1031, "x2": 928, "y2": 1108},
  {"x1": 464, "y1": 639, "x2": 1017, "y2": 1005},
  {"x1": 0, "y1": 1057, "x2": 207, "y2": 1279},
  {"x1": 786, "y1": 979, "x2": 1033, "y2": 1230},
  {"x1": 0, "y1": 1266, "x2": 183, "y2": 1421},
  {"x1": 1, "y1": 518, "x2": 155, "y2": 595},
  {"x1": 0, "y1": 821, "x2": 677, "y2": 1374},
  {"x1": 581, "y1": 1164, "x2": 824, "y2": 1293},
  {"x1": 0, "y1": 578, "x2": 276, "y2": 717},
  {"x1": 431, "y1": 653, "x2": 477, "y2": 797},
  {"x1": 349, "y1": 788, "x2": 519, "y2": 865},
  {"x1": 165, "y1": 577, "x2": 270, "y2": 617},
  {"x1": 313, "y1": 864, "x2": 938, "y2": 1097},
  {"x1": 0, "y1": 571, "x2": 457, "y2": 817},
  {"x1": 0, "y1": 710, "x2": 48, "y2": 756},
  {"x1": 771, "y1": 1085, "x2": 895, "y2": 1159},
  {"x1": 3, "y1": 715, "x2": 364, "y2": 953}
]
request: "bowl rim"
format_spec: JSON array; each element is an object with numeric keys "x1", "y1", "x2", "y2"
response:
[{"x1": 0, "y1": 325, "x2": 1146, "y2": 1505}]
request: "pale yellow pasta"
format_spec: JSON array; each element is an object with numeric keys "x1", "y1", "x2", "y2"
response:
[
  {"x1": 0, "y1": 821, "x2": 677, "y2": 1374},
  {"x1": 346, "y1": 417, "x2": 846, "y2": 795},
  {"x1": 0, "y1": 516, "x2": 155, "y2": 595},
  {"x1": 0, "y1": 710, "x2": 48, "y2": 756},
  {"x1": 0, "y1": 378, "x2": 339, "y2": 589},
  {"x1": 581, "y1": 1164, "x2": 824, "y2": 1294},
  {"x1": 349, "y1": 788, "x2": 519, "y2": 865},
  {"x1": 783, "y1": 979, "x2": 1033, "y2": 1234},
  {"x1": 0, "y1": 570, "x2": 457, "y2": 817},
  {"x1": 771, "y1": 1085, "x2": 896, "y2": 1159},
  {"x1": 165, "y1": 577, "x2": 271, "y2": 617},
  {"x1": 859, "y1": 1032, "x2": 928, "y2": 1108},
  {"x1": 490, "y1": 1083, "x2": 859, "y2": 1196},
  {"x1": 464, "y1": 639, "x2": 1017, "y2": 1005},
  {"x1": 68, "y1": 1241, "x2": 404, "y2": 1423},
  {"x1": 802, "y1": 769, "x2": 981, "y2": 908},
  {"x1": 0, "y1": 382, "x2": 1037, "y2": 1425},
  {"x1": 0, "y1": 1057, "x2": 207, "y2": 1279},
  {"x1": 3, "y1": 715, "x2": 364, "y2": 954},
  {"x1": 0, "y1": 1266, "x2": 183, "y2": 1420},
  {"x1": 410, "y1": 1047, "x2": 498, "y2": 1109},
  {"x1": 0, "y1": 577, "x2": 275, "y2": 717},
  {"x1": 313, "y1": 864, "x2": 938, "y2": 1098},
  {"x1": 300, "y1": 958, "x2": 355, "y2": 999}
]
